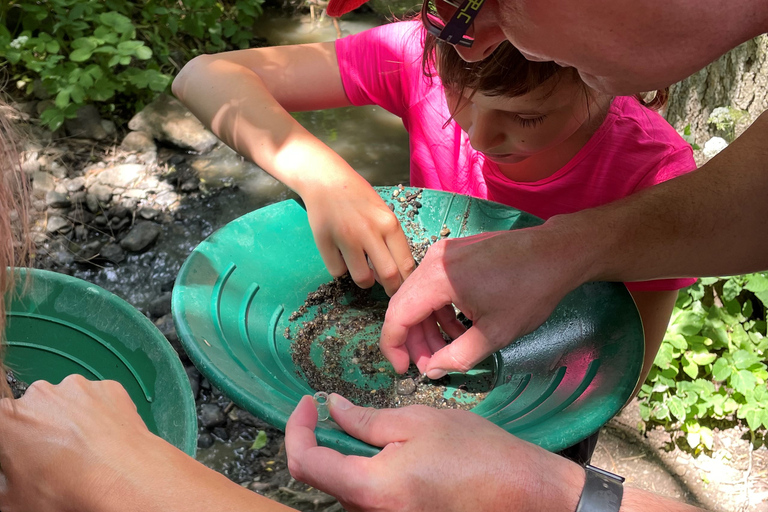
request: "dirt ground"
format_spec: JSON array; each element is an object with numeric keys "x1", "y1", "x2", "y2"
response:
[{"x1": 592, "y1": 400, "x2": 768, "y2": 511}]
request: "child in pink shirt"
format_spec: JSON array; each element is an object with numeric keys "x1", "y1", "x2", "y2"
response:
[{"x1": 173, "y1": 20, "x2": 696, "y2": 402}]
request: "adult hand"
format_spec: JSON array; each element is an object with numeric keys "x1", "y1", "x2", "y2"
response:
[
  {"x1": 302, "y1": 177, "x2": 415, "y2": 296},
  {"x1": 285, "y1": 394, "x2": 584, "y2": 512},
  {"x1": 380, "y1": 226, "x2": 589, "y2": 377},
  {"x1": 0, "y1": 375, "x2": 155, "y2": 512}
]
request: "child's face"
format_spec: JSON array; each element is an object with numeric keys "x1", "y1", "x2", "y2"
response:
[{"x1": 446, "y1": 77, "x2": 597, "y2": 166}]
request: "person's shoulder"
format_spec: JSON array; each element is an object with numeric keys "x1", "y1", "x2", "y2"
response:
[
  {"x1": 609, "y1": 97, "x2": 685, "y2": 145},
  {"x1": 346, "y1": 20, "x2": 424, "y2": 54}
]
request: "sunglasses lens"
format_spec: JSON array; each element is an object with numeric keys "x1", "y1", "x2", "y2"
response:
[{"x1": 422, "y1": 0, "x2": 476, "y2": 46}]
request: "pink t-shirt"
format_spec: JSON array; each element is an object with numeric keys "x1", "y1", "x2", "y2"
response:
[{"x1": 335, "y1": 21, "x2": 697, "y2": 292}]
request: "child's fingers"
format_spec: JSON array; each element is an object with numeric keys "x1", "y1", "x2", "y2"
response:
[
  {"x1": 366, "y1": 240, "x2": 404, "y2": 297},
  {"x1": 315, "y1": 232, "x2": 349, "y2": 278},
  {"x1": 338, "y1": 241, "x2": 376, "y2": 289},
  {"x1": 385, "y1": 228, "x2": 416, "y2": 282}
]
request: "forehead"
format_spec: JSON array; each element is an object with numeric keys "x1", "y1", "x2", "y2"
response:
[{"x1": 465, "y1": 76, "x2": 585, "y2": 112}]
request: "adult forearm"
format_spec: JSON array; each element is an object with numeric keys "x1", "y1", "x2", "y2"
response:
[{"x1": 550, "y1": 110, "x2": 768, "y2": 282}]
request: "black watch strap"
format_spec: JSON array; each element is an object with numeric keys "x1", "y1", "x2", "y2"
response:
[{"x1": 575, "y1": 464, "x2": 625, "y2": 512}]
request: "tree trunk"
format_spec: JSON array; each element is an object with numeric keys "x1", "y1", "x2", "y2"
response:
[{"x1": 665, "y1": 35, "x2": 768, "y2": 162}]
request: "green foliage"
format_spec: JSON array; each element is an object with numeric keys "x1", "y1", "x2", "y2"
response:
[
  {"x1": 639, "y1": 274, "x2": 768, "y2": 453},
  {"x1": 250, "y1": 430, "x2": 268, "y2": 450},
  {"x1": 1, "y1": 0, "x2": 265, "y2": 130}
]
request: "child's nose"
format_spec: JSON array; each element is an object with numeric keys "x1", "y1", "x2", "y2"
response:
[{"x1": 468, "y1": 113, "x2": 505, "y2": 153}]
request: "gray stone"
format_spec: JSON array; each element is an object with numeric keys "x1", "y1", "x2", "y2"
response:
[
  {"x1": 123, "y1": 188, "x2": 147, "y2": 200},
  {"x1": 32, "y1": 171, "x2": 55, "y2": 197},
  {"x1": 148, "y1": 292, "x2": 172, "y2": 319},
  {"x1": 85, "y1": 193, "x2": 101, "y2": 213},
  {"x1": 96, "y1": 164, "x2": 146, "y2": 189},
  {"x1": 88, "y1": 184, "x2": 113, "y2": 203},
  {"x1": 68, "y1": 209, "x2": 94, "y2": 225},
  {"x1": 45, "y1": 190, "x2": 71, "y2": 209},
  {"x1": 77, "y1": 240, "x2": 102, "y2": 261},
  {"x1": 48, "y1": 238, "x2": 75, "y2": 265},
  {"x1": 73, "y1": 225, "x2": 88, "y2": 240},
  {"x1": 186, "y1": 366, "x2": 201, "y2": 399},
  {"x1": 64, "y1": 177, "x2": 85, "y2": 192},
  {"x1": 70, "y1": 190, "x2": 87, "y2": 205},
  {"x1": 212, "y1": 427, "x2": 229, "y2": 441},
  {"x1": 101, "y1": 119, "x2": 116, "y2": 137},
  {"x1": 128, "y1": 94, "x2": 218, "y2": 153},
  {"x1": 138, "y1": 207, "x2": 160, "y2": 220},
  {"x1": 120, "y1": 131, "x2": 156, "y2": 153},
  {"x1": 99, "y1": 242, "x2": 125, "y2": 264},
  {"x1": 197, "y1": 432, "x2": 215, "y2": 449},
  {"x1": 120, "y1": 222, "x2": 161, "y2": 252},
  {"x1": 21, "y1": 152, "x2": 41, "y2": 175},
  {"x1": 199, "y1": 404, "x2": 226, "y2": 428},
  {"x1": 46, "y1": 215, "x2": 71, "y2": 234},
  {"x1": 36, "y1": 100, "x2": 55, "y2": 117},
  {"x1": 48, "y1": 161, "x2": 67, "y2": 179},
  {"x1": 93, "y1": 215, "x2": 108, "y2": 226},
  {"x1": 111, "y1": 217, "x2": 130, "y2": 231},
  {"x1": 65, "y1": 104, "x2": 108, "y2": 141}
]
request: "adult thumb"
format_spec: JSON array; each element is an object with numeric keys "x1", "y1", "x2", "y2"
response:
[{"x1": 423, "y1": 327, "x2": 497, "y2": 379}]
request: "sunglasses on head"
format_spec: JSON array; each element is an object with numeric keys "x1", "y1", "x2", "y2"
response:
[{"x1": 421, "y1": 0, "x2": 487, "y2": 48}]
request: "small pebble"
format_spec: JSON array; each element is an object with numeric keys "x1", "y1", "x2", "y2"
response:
[{"x1": 396, "y1": 378, "x2": 417, "y2": 395}]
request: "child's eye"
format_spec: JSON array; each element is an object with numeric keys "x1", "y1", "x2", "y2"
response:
[{"x1": 515, "y1": 115, "x2": 547, "y2": 128}]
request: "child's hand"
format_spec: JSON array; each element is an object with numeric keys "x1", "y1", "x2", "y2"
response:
[{"x1": 302, "y1": 178, "x2": 415, "y2": 296}]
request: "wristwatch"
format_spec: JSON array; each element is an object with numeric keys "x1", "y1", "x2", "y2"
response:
[{"x1": 575, "y1": 464, "x2": 625, "y2": 512}]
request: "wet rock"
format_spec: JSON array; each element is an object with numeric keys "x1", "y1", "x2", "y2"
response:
[
  {"x1": 101, "y1": 119, "x2": 116, "y2": 137},
  {"x1": 186, "y1": 366, "x2": 201, "y2": 399},
  {"x1": 128, "y1": 94, "x2": 218, "y2": 153},
  {"x1": 111, "y1": 217, "x2": 131, "y2": 231},
  {"x1": 109, "y1": 204, "x2": 131, "y2": 219},
  {"x1": 148, "y1": 292, "x2": 172, "y2": 319},
  {"x1": 99, "y1": 242, "x2": 126, "y2": 264},
  {"x1": 48, "y1": 238, "x2": 75, "y2": 265},
  {"x1": 197, "y1": 432, "x2": 215, "y2": 449},
  {"x1": 68, "y1": 209, "x2": 94, "y2": 225},
  {"x1": 45, "y1": 190, "x2": 71, "y2": 208},
  {"x1": 232, "y1": 409, "x2": 270, "y2": 429},
  {"x1": 46, "y1": 215, "x2": 71, "y2": 234},
  {"x1": 77, "y1": 240, "x2": 102, "y2": 261},
  {"x1": 199, "y1": 404, "x2": 226, "y2": 428},
  {"x1": 32, "y1": 171, "x2": 55, "y2": 197},
  {"x1": 93, "y1": 215, "x2": 108, "y2": 227},
  {"x1": 96, "y1": 164, "x2": 146, "y2": 189},
  {"x1": 212, "y1": 427, "x2": 229, "y2": 441},
  {"x1": 88, "y1": 184, "x2": 113, "y2": 203},
  {"x1": 65, "y1": 105, "x2": 109, "y2": 141},
  {"x1": 121, "y1": 131, "x2": 157, "y2": 153}
]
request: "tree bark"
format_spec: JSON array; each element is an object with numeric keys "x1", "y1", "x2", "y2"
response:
[{"x1": 665, "y1": 35, "x2": 768, "y2": 159}]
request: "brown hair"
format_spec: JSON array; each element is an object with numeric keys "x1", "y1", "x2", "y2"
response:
[
  {"x1": 422, "y1": 32, "x2": 668, "y2": 111},
  {"x1": 0, "y1": 101, "x2": 31, "y2": 399}
]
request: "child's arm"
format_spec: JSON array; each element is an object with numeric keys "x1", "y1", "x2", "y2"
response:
[
  {"x1": 172, "y1": 43, "x2": 414, "y2": 296},
  {"x1": 627, "y1": 289, "x2": 678, "y2": 399}
]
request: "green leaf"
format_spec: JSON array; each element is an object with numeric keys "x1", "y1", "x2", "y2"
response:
[
  {"x1": 666, "y1": 333, "x2": 688, "y2": 350},
  {"x1": 55, "y1": 88, "x2": 71, "y2": 109},
  {"x1": 70, "y1": 48, "x2": 95, "y2": 62},
  {"x1": 744, "y1": 273, "x2": 768, "y2": 293},
  {"x1": 722, "y1": 278, "x2": 743, "y2": 302},
  {"x1": 250, "y1": 430, "x2": 268, "y2": 450},
  {"x1": 99, "y1": 12, "x2": 134, "y2": 33},
  {"x1": 712, "y1": 357, "x2": 732, "y2": 381},
  {"x1": 667, "y1": 396, "x2": 687, "y2": 421},
  {"x1": 732, "y1": 349, "x2": 761, "y2": 370},
  {"x1": 700, "y1": 426, "x2": 714, "y2": 451},
  {"x1": 689, "y1": 348, "x2": 717, "y2": 366},
  {"x1": 739, "y1": 404, "x2": 765, "y2": 431},
  {"x1": 730, "y1": 369, "x2": 758, "y2": 395},
  {"x1": 135, "y1": 46, "x2": 152, "y2": 60},
  {"x1": 682, "y1": 354, "x2": 698, "y2": 379}
]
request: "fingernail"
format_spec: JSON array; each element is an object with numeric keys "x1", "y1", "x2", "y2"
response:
[
  {"x1": 329, "y1": 394, "x2": 353, "y2": 410},
  {"x1": 426, "y1": 368, "x2": 447, "y2": 380}
]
